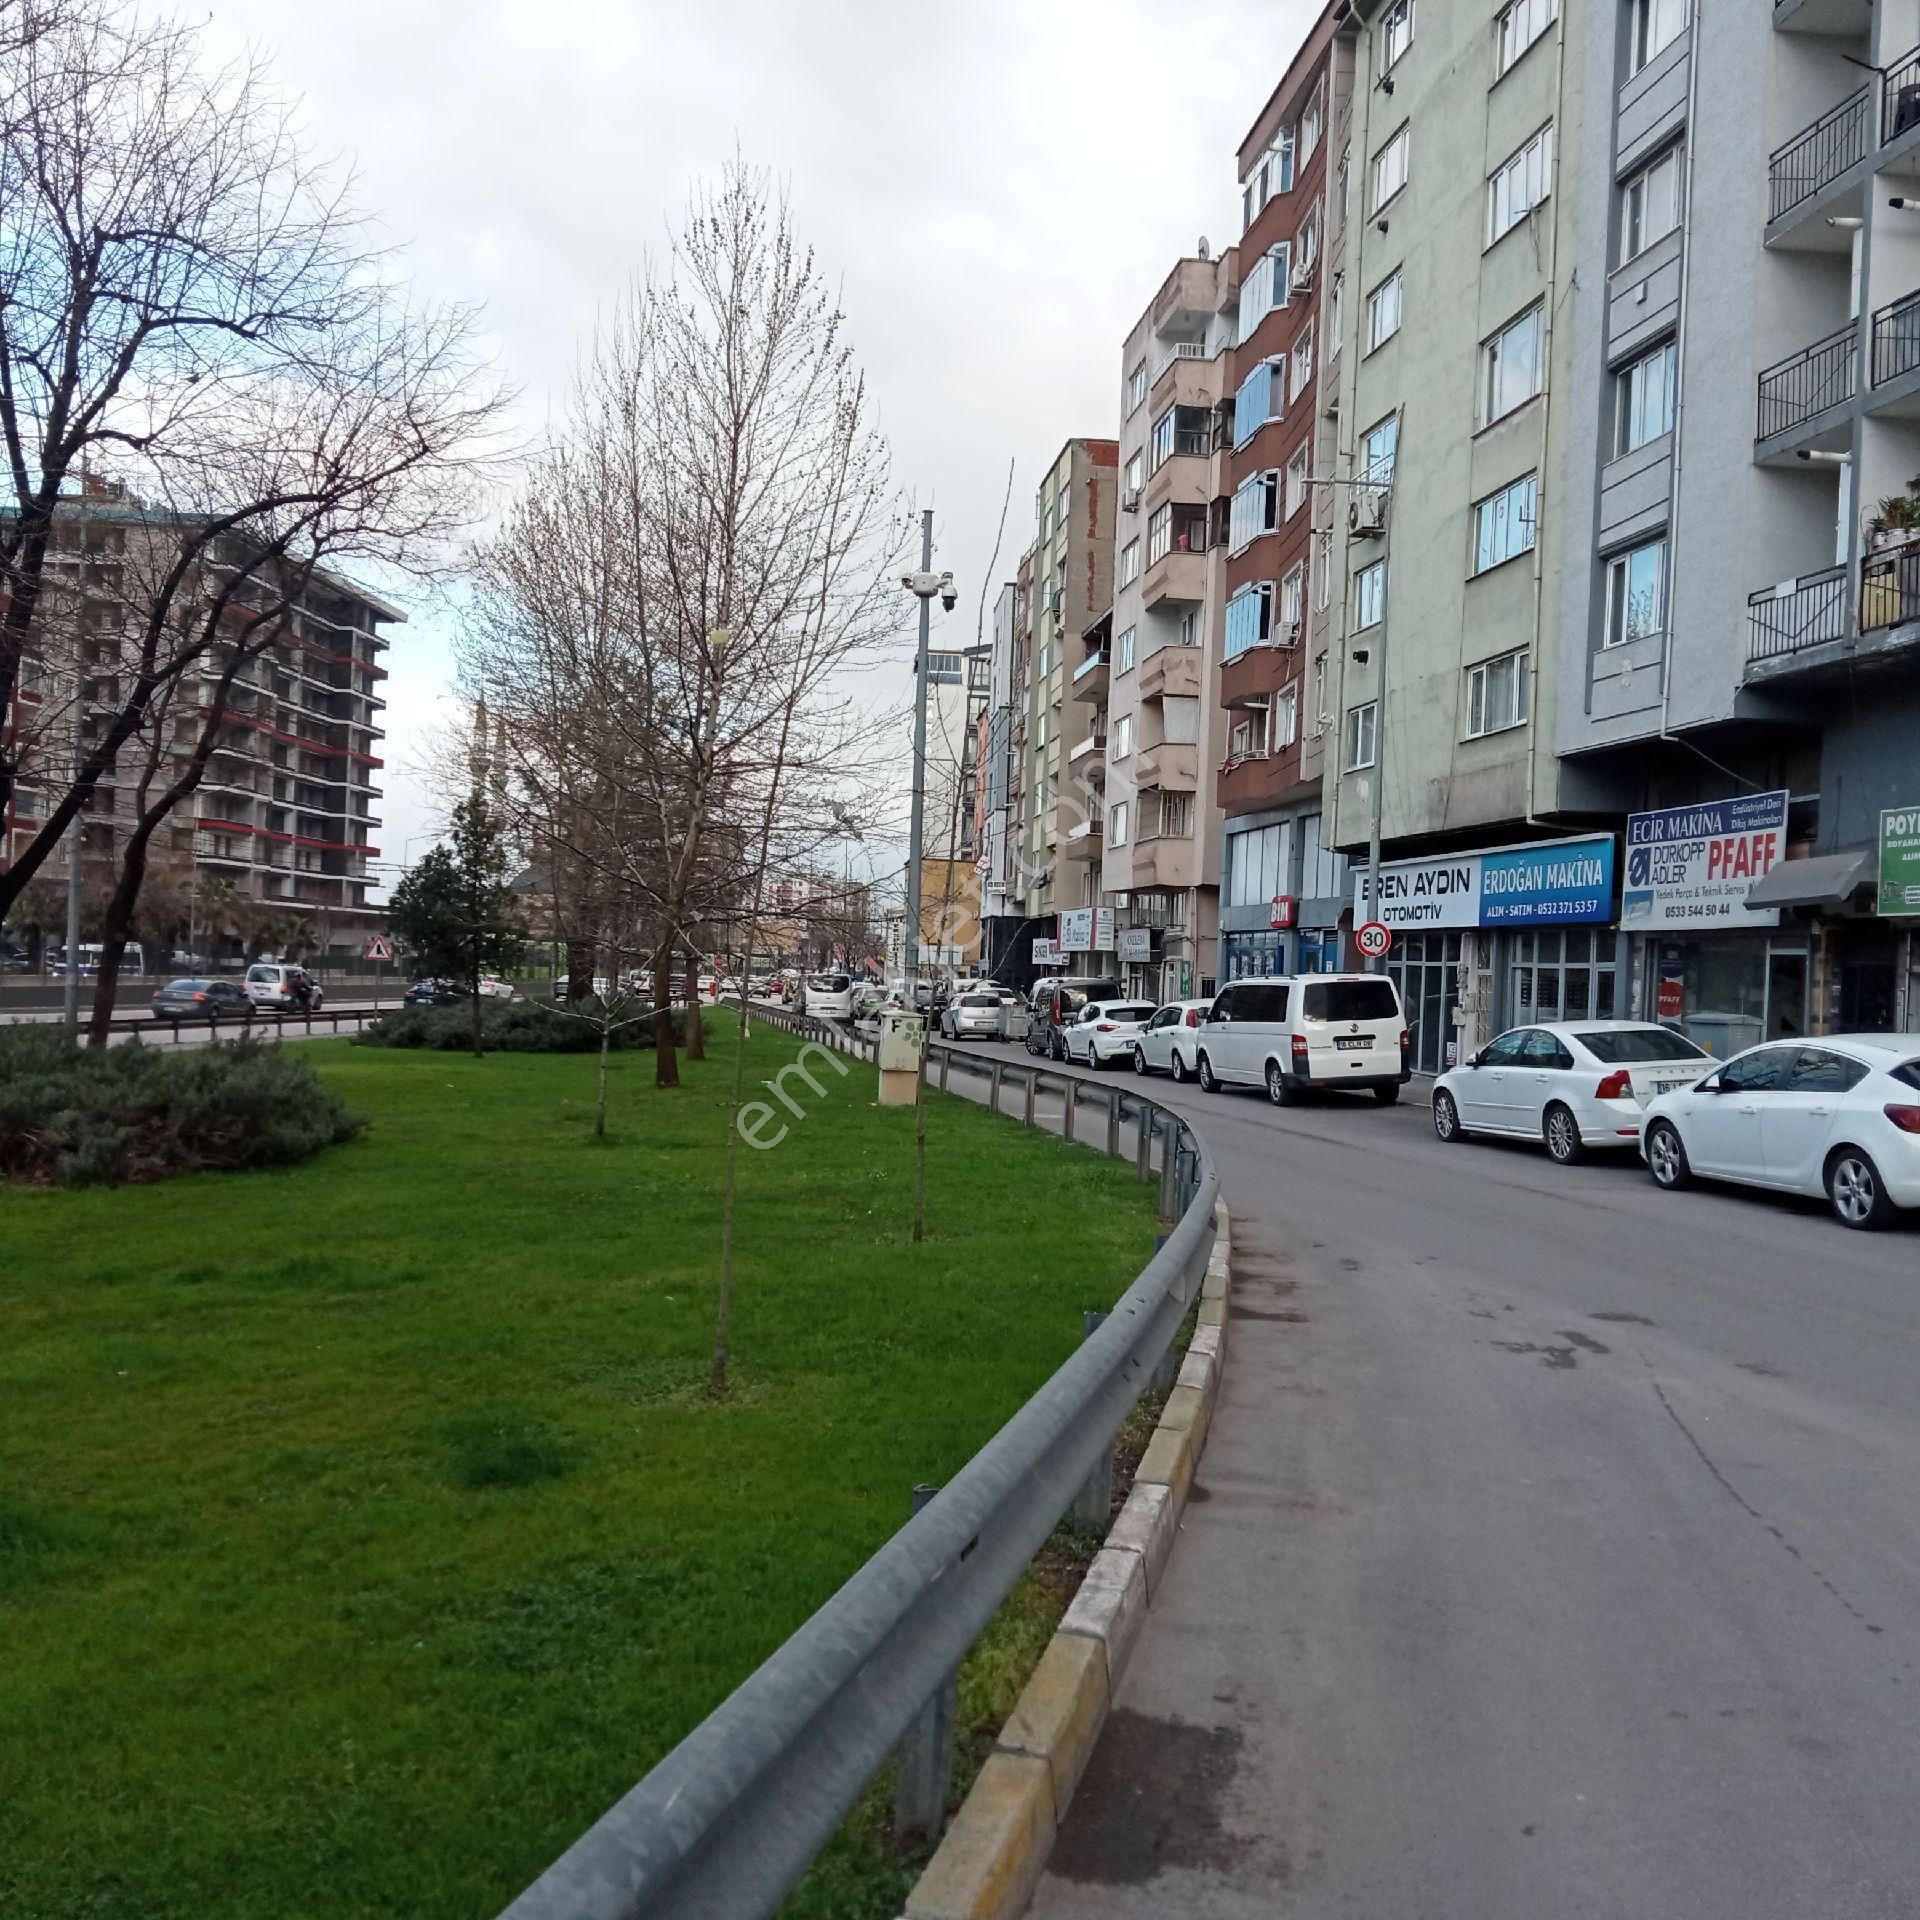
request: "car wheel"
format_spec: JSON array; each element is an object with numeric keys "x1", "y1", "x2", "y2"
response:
[
  {"x1": 1133, "y1": 1045, "x2": 1148, "y2": 1075},
  {"x1": 1827, "y1": 1147, "x2": 1895, "y2": 1231},
  {"x1": 1051, "y1": 1030, "x2": 1067, "y2": 1062},
  {"x1": 1543, "y1": 1102, "x2": 1584, "y2": 1164},
  {"x1": 1433, "y1": 1089, "x2": 1467, "y2": 1142},
  {"x1": 1169, "y1": 1051, "x2": 1188, "y2": 1084},
  {"x1": 1372, "y1": 1083, "x2": 1401, "y2": 1107},
  {"x1": 1266, "y1": 1061, "x2": 1289, "y2": 1106},
  {"x1": 1646, "y1": 1120, "x2": 1692, "y2": 1191},
  {"x1": 1197, "y1": 1052, "x2": 1220, "y2": 1094}
]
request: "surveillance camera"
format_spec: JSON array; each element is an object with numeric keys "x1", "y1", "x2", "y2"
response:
[{"x1": 939, "y1": 570, "x2": 957, "y2": 613}]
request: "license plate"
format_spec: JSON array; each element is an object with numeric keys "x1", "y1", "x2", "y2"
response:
[{"x1": 1334, "y1": 1035, "x2": 1373, "y2": 1051}]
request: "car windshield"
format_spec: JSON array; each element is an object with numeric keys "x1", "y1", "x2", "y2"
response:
[
  {"x1": 1303, "y1": 980, "x2": 1399, "y2": 1021},
  {"x1": 1108, "y1": 1004, "x2": 1155, "y2": 1023},
  {"x1": 247, "y1": 966, "x2": 275, "y2": 981},
  {"x1": 1576, "y1": 1028, "x2": 1707, "y2": 1064},
  {"x1": 961, "y1": 993, "x2": 999, "y2": 1008},
  {"x1": 166, "y1": 979, "x2": 209, "y2": 992}
]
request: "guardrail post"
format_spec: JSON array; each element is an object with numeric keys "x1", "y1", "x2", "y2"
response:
[
  {"x1": 1136, "y1": 1106, "x2": 1153, "y2": 1181},
  {"x1": 989, "y1": 1060, "x2": 1004, "y2": 1113},
  {"x1": 1159, "y1": 1128, "x2": 1177, "y2": 1222},
  {"x1": 1022, "y1": 1068, "x2": 1036, "y2": 1129},
  {"x1": 894, "y1": 1483, "x2": 957, "y2": 1843},
  {"x1": 1063, "y1": 1079, "x2": 1077, "y2": 1143},
  {"x1": 1106, "y1": 1089, "x2": 1122, "y2": 1157},
  {"x1": 1073, "y1": 1311, "x2": 1114, "y2": 1528},
  {"x1": 939, "y1": 1047, "x2": 951, "y2": 1091}
]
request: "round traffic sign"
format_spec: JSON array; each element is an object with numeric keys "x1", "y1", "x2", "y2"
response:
[{"x1": 1356, "y1": 920, "x2": 1392, "y2": 960}]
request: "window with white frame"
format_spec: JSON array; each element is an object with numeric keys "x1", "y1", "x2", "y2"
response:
[
  {"x1": 1124, "y1": 449, "x2": 1143, "y2": 492},
  {"x1": 1473, "y1": 472, "x2": 1537, "y2": 574},
  {"x1": 1367, "y1": 271, "x2": 1403, "y2": 351},
  {"x1": 1372, "y1": 124, "x2": 1410, "y2": 211},
  {"x1": 1621, "y1": 142, "x2": 1683, "y2": 262},
  {"x1": 1466, "y1": 648, "x2": 1531, "y2": 737},
  {"x1": 1605, "y1": 536, "x2": 1667, "y2": 646},
  {"x1": 1109, "y1": 800, "x2": 1128, "y2": 846},
  {"x1": 1236, "y1": 243, "x2": 1292, "y2": 340},
  {"x1": 1117, "y1": 624, "x2": 1136, "y2": 671},
  {"x1": 1488, "y1": 124, "x2": 1553, "y2": 246},
  {"x1": 1035, "y1": 707, "x2": 1049, "y2": 748},
  {"x1": 1328, "y1": 275, "x2": 1344, "y2": 360},
  {"x1": 1274, "y1": 682, "x2": 1300, "y2": 750},
  {"x1": 1360, "y1": 412, "x2": 1399, "y2": 486},
  {"x1": 1232, "y1": 358, "x2": 1284, "y2": 451},
  {"x1": 1147, "y1": 503, "x2": 1174, "y2": 565},
  {"x1": 1345, "y1": 701, "x2": 1379, "y2": 771},
  {"x1": 1496, "y1": 0, "x2": 1556, "y2": 76},
  {"x1": 1126, "y1": 361, "x2": 1147, "y2": 411},
  {"x1": 1481, "y1": 303, "x2": 1545, "y2": 425},
  {"x1": 1230, "y1": 710, "x2": 1268, "y2": 761},
  {"x1": 1229, "y1": 470, "x2": 1280, "y2": 550},
  {"x1": 1311, "y1": 653, "x2": 1327, "y2": 732},
  {"x1": 1119, "y1": 539, "x2": 1141, "y2": 587},
  {"x1": 1380, "y1": 0, "x2": 1414, "y2": 72},
  {"x1": 1279, "y1": 562, "x2": 1305, "y2": 638},
  {"x1": 1616, "y1": 339, "x2": 1677, "y2": 454},
  {"x1": 1224, "y1": 581, "x2": 1275, "y2": 658},
  {"x1": 1113, "y1": 713, "x2": 1133, "y2": 758},
  {"x1": 1161, "y1": 793, "x2": 1195, "y2": 839},
  {"x1": 1355, "y1": 559, "x2": 1386, "y2": 628},
  {"x1": 1300, "y1": 82, "x2": 1324, "y2": 167},
  {"x1": 1178, "y1": 609, "x2": 1199, "y2": 646},
  {"x1": 1285, "y1": 442, "x2": 1310, "y2": 517},
  {"x1": 1291, "y1": 319, "x2": 1315, "y2": 399},
  {"x1": 1315, "y1": 534, "x2": 1332, "y2": 610},
  {"x1": 1241, "y1": 127, "x2": 1297, "y2": 231},
  {"x1": 1629, "y1": 0, "x2": 1686, "y2": 75},
  {"x1": 1295, "y1": 205, "x2": 1319, "y2": 275}
]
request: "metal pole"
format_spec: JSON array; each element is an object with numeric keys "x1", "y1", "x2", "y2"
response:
[
  {"x1": 904, "y1": 509, "x2": 933, "y2": 1004},
  {"x1": 1072, "y1": 1311, "x2": 1113, "y2": 1528},
  {"x1": 893, "y1": 1482, "x2": 957, "y2": 1842},
  {"x1": 1363, "y1": 498, "x2": 1394, "y2": 975}
]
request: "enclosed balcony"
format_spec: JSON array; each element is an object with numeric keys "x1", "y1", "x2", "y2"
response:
[
  {"x1": 1070, "y1": 648, "x2": 1109, "y2": 704},
  {"x1": 1134, "y1": 740, "x2": 1199, "y2": 792}
]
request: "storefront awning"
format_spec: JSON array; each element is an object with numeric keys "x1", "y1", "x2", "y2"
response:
[{"x1": 1745, "y1": 847, "x2": 1876, "y2": 910}]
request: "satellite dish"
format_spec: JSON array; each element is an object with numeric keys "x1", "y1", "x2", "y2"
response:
[{"x1": 1197, "y1": 235, "x2": 1211, "y2": 260}]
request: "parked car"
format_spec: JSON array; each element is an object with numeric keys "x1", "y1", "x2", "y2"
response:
[
  {"x1": 149, "y1": 977, "x2": 253, "y2": 1021},
  {"x1": 404, "y1": 978, "x2": 469, "y2": 1008},
  {"x1": 244, "y1": 962, "x2": 322, "y2": 1011},
  {"x1": 1431, "y1": 1020, "x2": 1712, "y2": 1163},
  {"x1": 1194, "y1": 973, "x2": 1408, "y2": 1104},
  {"x1": 1062, "y1": 999, "x2": 1157, "y2": 1068},
  {"x1": 1640, "y1": 1033, "x2": 1920, "y2": 1230},
  {"x1": 477, "y1": 976, "x2": 517, "y2": 1000},
  {"x1": 940, "y1": 987, "x2": 1009, "y2": 1040},
  {"x1": 1131, "y1": 999, "x2": 1216, "y2": 1080},
  {"x1": 803, "y1": 971, "x2": 855, "y2": 1020},
  {"x1": 1025, "y1": 976, "x2": 1123, "y2": 1059}
]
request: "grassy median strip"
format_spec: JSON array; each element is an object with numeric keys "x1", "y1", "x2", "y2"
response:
[{"x1": 0, "y1": 1024, "x2": 1155, "y2": 1920}]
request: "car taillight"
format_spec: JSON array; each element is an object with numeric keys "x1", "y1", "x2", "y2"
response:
[
  {"x1": 192, "y1": 991, "x2": 208, "y2": 1003},
  {"x1": 1884, "y1": 1103, "x2": 1920, "y2": 1135},
  {"x1": 1096, "y1": 1022, "x2": 1116, "y2": 1032},
  {"x1": 1399, "y1": 1029, "x2": 1410, "y2": 1057},
  {"x1": 1595, "y1": 1070, "x2": 1632, "y2": 1101},
  {"x1": 1291, "y1": 1034, "x2": 1308, "y2": 1067}
]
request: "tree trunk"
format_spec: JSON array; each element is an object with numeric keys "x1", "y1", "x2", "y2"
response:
[
  {"x1": 595, "y1": 1022, "x2": 612, "y2": 1138},
  {"x1": 652, "y1": 945, "x2": 679, "y2": 1087},
  {"x1": 684, "y1": 951, "x2": 705, "y2": 1060},
  {"x1": 566, "y1": 936, "x2": 594, "y2": 1002},
  {"x1": 85, "y1": 818, "x2": 162, "y2": 1048},
  {"x1": 469, "y1": 972, "x2": 485, "y2": 1058}
]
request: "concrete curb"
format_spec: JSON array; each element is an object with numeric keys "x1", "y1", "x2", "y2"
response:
[{"x1": 903, "y1": 1200, "x2": 1231, "y2": 1920}]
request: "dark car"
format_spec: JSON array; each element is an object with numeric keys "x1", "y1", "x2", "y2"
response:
[
  {"x1": 404, "y1": 978, "x2": 470, "y2": 1009},
  {"x1": 150, "y1": 977, "x2": 253, "y2": 1021},
  {"x1": 1025, "y1": 976, "x2": 1124, "y2": 1060}
]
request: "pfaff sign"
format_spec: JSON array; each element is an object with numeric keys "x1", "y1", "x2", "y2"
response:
[{"x1": 1622, "y1": 790, "x2": 1788, "y2": 930}]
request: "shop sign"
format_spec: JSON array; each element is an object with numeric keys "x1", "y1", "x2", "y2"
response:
[
  {"x1": 1656, "y1": 976, "x2": 1684, "y2": 1020},
  {"x1": 1269, "y1": 894, "x2": 1297, "y2": 929},
  {"x1": 1353, "y1": 835, "x2": 1615, "y2": 931},
  {"x1": 1117, "y1": 927, "x2": 1153, "y2": 962},
  {"x1": 1880, "y1": 805, "x2": 1920, "y2": 916},
  {"x1": 1622, "y1": 790, "x2": 1787, "y2": 930},
  {"x1": 1032, "y1": 937, "x2": 1058, "y2": 964},
  {"x1": 1056, "y1": 907, "x2": 1117, "y2": 953}
]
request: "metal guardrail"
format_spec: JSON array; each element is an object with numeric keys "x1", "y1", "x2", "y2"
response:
[
  {"x1": 1747, "y1": 563, "x2": 1849, "y2": 661},
  {"x1": 1767, "y1": 83, "x2": 1869, "y2": 222},
  {"x1": 90, "y1": 1002, "x2": 401, "y2": 1040},
  {"x1": 1757, "y1": 320, "x2": 1857, "y2": 440},
  {"x1": 499, "y1": 1006, "x2": 1218, "y2": 1920},
  {"x1": 1860, "y1": 534, "x2": 1920, "y2": 632},
  {"x1": 1884, "y1": 43, "x2": 1920, "y2": 146},
  {"x1": 1871, "y1": 287, "x2": 1920, "y2": 386}
]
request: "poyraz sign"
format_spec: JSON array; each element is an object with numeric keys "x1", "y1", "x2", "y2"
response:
[
  {"x1": 1354, "y1": 835, "x2": 1615, "y2": 931},
  {"x1": 1622, "y1": 790, "x2": 1787, "y2": 930},
  {"x1": 1881, "y1": 804, "x2": 1920, "y2": 916}
]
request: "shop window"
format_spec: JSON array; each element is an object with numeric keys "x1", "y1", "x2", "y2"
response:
[
  {"x1": 1507, "y1": 927, "x2": 1616, "y2": 1024},
  {"x1": 1387, "y1": 930, "x2": 1465, "y2": 1074}
]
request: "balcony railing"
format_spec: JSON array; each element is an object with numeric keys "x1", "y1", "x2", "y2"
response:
[
  {"x1": 1150, "y1": 339, "x2": 1208, "y2": 382},
  {"x1": 1871, "y1": 288, "x2": 1920, "y2": 385},
  {"x1": 1860, "y1": 534, "x2": 1920, "y2": 630},
  {"x1": 1884, "y1": 43, "x2": 1920, "y2": 143},
  {"x1": 1768, "y1": 84, "x2": 1869, "y2": 221},
  {"x1": 1756, "y1": 320, "x2": 1856, "y2": 439},
  {"x1": 1747, "y1": 562, "x2": 1848, "y2": 662}
]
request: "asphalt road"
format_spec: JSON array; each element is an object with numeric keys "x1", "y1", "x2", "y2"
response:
[{"x1": 941, "y1": 1039, "x2": 1920, "y2": 1920}]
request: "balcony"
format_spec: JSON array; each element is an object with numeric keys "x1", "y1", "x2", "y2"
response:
[
  {"x1": 1137, "y1": 645, "x2": 1202, "y2": 701},
  {"x1": 1772, "y1": 0, "x2": 1872, "y2": 35},
  {"x1": 1744, "y1": 542, "x2": 1920, "y2": 680},
  {"x1": 1133, "y1": 741, "x2": 1199, "y2": 792},
  {"x1": 1220, "y1": 638, "x2": 1297, "y2": 711},
  {"x1": 1767, "y1": 85, "x2": 1870, "y2": 231},
  {"x1": 1131, "y1": 837, "x2": 1200, "y2": 889},
  {"x1": 1870, "y1": 288, "x2": 1920, "y2": 391},
  {"x1": 1142, "y1": 545, "x2": 1208, "y2": 610},
  {"x1": 1063, "y1": 820, "x2": 1104, "y2": 862},
  {"x1": 1756, "y1": 320, "x2": 1856, "y2": 446},
  {"x1": 1151, "y1": 339, "x2": 1209, "y2": 384},
  {"x1": 1068, "y1": 730, "x2": 1107, "y2": 785},
  {"x1": 1748, "y1": 563, "x2": 1847, "y2": 665},
  {"x1": 1070, "y1": 650, "x2": 1109, "y2": 704}
]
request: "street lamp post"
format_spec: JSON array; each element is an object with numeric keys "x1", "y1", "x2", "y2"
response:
[{"x1": 900, "y1": 512, "x2": 955, "y2": 1002}]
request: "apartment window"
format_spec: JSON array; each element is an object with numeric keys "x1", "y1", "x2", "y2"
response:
[
  {"x1": 1466, "y1": 648, "x2": 1531, "y2": 737},
  {"x1": 1315, "y1": 534, "x2": 1332, "y2": 610},
  {"x1": 1291, "y1": 319, "x2": 1315, "y2": 399},
  {"x1": 1338, "y1": 154, "x2": 1351, "y2": 220},
  {"x1": 1113, "y1": 713, "x2": 1133, "y2": 758},
  {"x1": 1285, "y1": 442, "x2": 1310, "y2": 517},
  {"x1": 1616, "y1": 339, "x2": 1677, "y2": 453},
  {"x1": 1147, "y1": 503, "x2": 1174, "y2": 565},
  {"x1": 1604, "y1": 536, "x2": 1667, "y2": 646},
  {"x1": 1232, "y1": 358, "x2": 1284, "y2": 450},
  {"x1": 1124, "y1": 449, "x2": 1143, "y2": 492},
  {"x1": 1178, "y1": 609, "x2": 1199, "y2": 646},
  {"x1": 1345, "y1": 701, "x2": 1379, "y2": 771},
  {"x1": 15, "y1": 784, "x2": 38, "y2": 819},
  {"x1": 1360, "y1": 412, "x2": 1400, "y2": 485},
  {"x1": 1229, "y1": 470, "x2": 1280, "y2": 550},
  {"x1": 1274, "y1": 683, "x2": 1300, "y2": 750},
  {"x1": 1372, "y1": 124, "x2": 1410, "y2": 212},
  {"x1": 1355, "y1": 559, "x2": 1386, "y2": 628},
  {"x1": 1312, "y1": 653, "x2": 1327, "y2": 731},
  {"x1": 1496, "y1": 0, "x2": 1557, "y2": 76},
  {"x1": 1300, "y1": 82, "x2": 1324, "y2": 167},
  {"x1": 1036, "y1": 640, "x2": 1052, "y2": 678},
  {"x1": 1152, "y1": 403, "x2": 1210, "y2": 471},
  {"x1": 926, "y1": 650, "x2": 963, "y2": 684},
  {"x1": 1160, "y1": 793, "x2": 1194, "y2": 839},
  {"x1": 1241, "y1": 127, "x2": 1297, "y2": 231},
  {"x1": 1127, "y1": 361, "x2": 1148, "y2": 411},
  {"x1": 1629, "y1": 0, "x2": 1686, "y2": 74},
  {"x1": 1488, "y1": 124, "x2": 1553, "y2": 246},
  {"x1": 1035, "y1": 708, "x2": 1049, "y2": 748},
  {"x1": 1473, "y1": 472, "x2": 1538, "y2": 574},
  {"x1": 1366, "y1": 271, "x2": 1403, "y2": 352},
  {"x1": 1481, "y1": 304, "x2": 1545, "y2": 425},
  {"x1": 1279, "y1": 562, "x2": 1305, "y2": 638},
  {"x1": 1379, "y1": 0, "x2": 1414, "y2": 72},
  {"x1": 1295, "y1": 206, "x2": 1319, "y2": 275},
  {"x1": 1230, "y1": 711, "x2": 1268, "y2": 761},
  {"x1": 1236, "y1": 243, "x2": 1292, "y2": 340},
  {"x1": 1110, "y1": 801, "x2": 1129, "y2": 847},
  {"x1": 1328, "y1": 275, "x2": 1344, "y2": 361},
  {"x1": 1117, "y1": 624, "x2": 1136, "y2": 671},
  {"x1": 1621, "y1": 143, "x2": 1683, "y2": 263},
  {"x1": 1224, "y1": 581, "x2": 1275, "y2": 658},
  {"x1": 1119, "y1": 540, "x2": 1141, "y2": 588}
]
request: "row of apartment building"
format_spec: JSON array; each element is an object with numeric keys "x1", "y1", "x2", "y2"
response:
[{"x1": 966, "y1": 0, "x2": 1920, "y2": 1072}]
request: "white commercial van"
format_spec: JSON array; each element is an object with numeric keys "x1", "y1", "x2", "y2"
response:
[
  {"x1": 1193, "y1": 973, "x2": 1409, "y2": 1105},
  {"x1": 803, "y1": 971, "x2": 855, "y2": 1021}
]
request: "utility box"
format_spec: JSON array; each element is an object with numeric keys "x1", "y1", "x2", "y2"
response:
[{"x1": 877, "y1": 1008, "x2": 925, "y2": 1106}]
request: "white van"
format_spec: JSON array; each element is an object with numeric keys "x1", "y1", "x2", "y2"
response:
[
  {"x1": 1194, "y1": 973, "x2": 1409, "y2": 1105},
  {"x1": 803, "y1": 971, "x2": 855, "y2": 1021}
]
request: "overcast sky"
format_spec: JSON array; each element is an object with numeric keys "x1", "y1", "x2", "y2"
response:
[{"x1": 200, "y1": 0, "x2": 1320, "y2": 887}]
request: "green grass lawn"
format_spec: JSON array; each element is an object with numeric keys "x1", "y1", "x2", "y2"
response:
[{"x1": 0, "y1": 1025, "x2": 1156, "y2": 1920}]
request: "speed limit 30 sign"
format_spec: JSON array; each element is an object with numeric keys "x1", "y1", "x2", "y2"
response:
[{"x1": 1356, "y1": 920, "x2": 1392, "y2": 960}]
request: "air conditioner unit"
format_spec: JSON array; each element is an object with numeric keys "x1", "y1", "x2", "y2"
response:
[
  {"x1": 1290, "y1": 257, "x2": 1316, "y2": 293},
  {"x1": 1282, "y1": 620, "x2": 1302, "y2": 645},
  {"x1": 1121, "y1": 488, "x2": 1142, "y2": 513},
  {"x1": 1348, "y1": 488, "x2": 1388, "y2": 538}
]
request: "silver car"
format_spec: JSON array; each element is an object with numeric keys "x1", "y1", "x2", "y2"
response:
[{"x1": 941, "y1": 988, "x2": 1007, "y2": 1040}]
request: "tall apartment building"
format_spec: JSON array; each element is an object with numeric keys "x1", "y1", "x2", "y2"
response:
[
  {"x1": 1104, "y1": 253, "x2": 1235, "y2": 1001},
  {"x1": 1021, "y1": 438, "x2": 1119, "y2": 921},
  {"x1": 1217, "y1": 8, "x2": 1356, "y2": 985},
  {"x1": 3, "y1": 486, "x2": 393, "y2": 958}
]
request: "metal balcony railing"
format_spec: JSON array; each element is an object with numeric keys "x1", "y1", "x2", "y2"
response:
[
  {"x1": 1756, "y1": 321, "x2": 1856, "y2": 439},
  {"x1": 1860, "y1": 534, "x2": 1920, "y2": 631},
  {"x1": 1767, "y1": 84, "x2": 1869, "y2": 221},
  {"x1": 1871, "y1": 288, "x2": 1920, "y2": 386},
  {"x1": 1150, "y1": 339, "x2": 1208, "y2": 381},
  {"x1": 1747, "y1": 563, "x2": 1849, "y2": 662},
  {"x1": 1884, "y1": 43, "x2": 1920, "y2": 143}
]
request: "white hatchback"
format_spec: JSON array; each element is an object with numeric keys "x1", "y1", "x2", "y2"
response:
[
  {"x1": 1063, "y1": 1000, "x2": 1157, "y2": 1068},
  {"x1": 1432, "y1": 1020, "x2": 1712, "y2": 1164},
  {"x1": 1640, "y1": 1033, "x2": 1920, "y2": 1230},
  {"x1": 1131, "y1": 1000, "x2": 1215, "y2": 1081}
]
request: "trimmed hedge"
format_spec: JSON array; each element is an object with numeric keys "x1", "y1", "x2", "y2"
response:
[
  {"x1": 0, "y1": 1026, "x2": 365, "y2": 1189},
  {"x1": 353, "y1": 1000, "x2": 685, "y2": 1054}
]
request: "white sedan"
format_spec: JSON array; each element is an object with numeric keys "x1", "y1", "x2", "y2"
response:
[
  {"x1": 1641, "y1": 1032, "x2": 1920, "y2": 1230},
  {"x1": 1131, "y1": 999, "x2": 1215, "y2": 1081},
  {"x1": 1062, "y1": 1000, "x2": 1157, "y2": 1069},
  {"x1": 1431, "y1": 1020, "x2": 1712, "y2": 1164}
]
